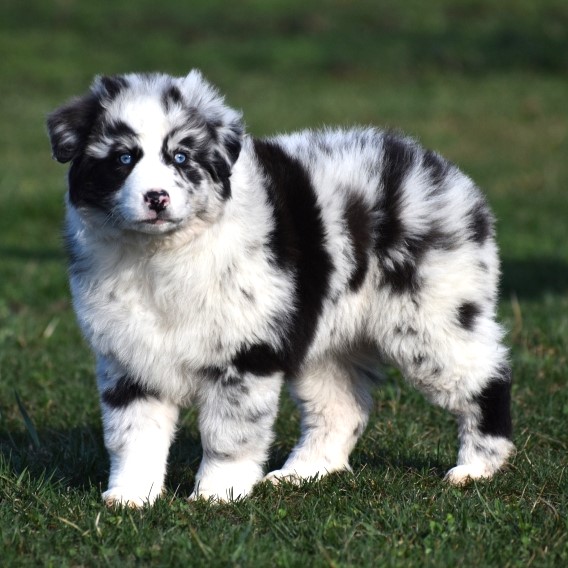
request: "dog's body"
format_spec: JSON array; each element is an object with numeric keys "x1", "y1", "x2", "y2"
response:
[{"x1": 48, "y1": 71, "x2": 513, "y2": 505}]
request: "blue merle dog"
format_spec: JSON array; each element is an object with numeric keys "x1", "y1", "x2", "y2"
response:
[{"x1": 47, "y1": 70, "x2": 513, "y2": 505}]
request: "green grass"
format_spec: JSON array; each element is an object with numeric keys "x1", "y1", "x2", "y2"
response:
[{"x1": 1, "y1": 0, "x2": 567, "y2": 566}]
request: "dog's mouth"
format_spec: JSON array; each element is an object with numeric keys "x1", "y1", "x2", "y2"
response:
[
  {"x1": 133, "y1": 216, "x2": 184, "y2": 234},
  {"x1": 140, "y1": 218, "x2": 171, "y2": 226}
]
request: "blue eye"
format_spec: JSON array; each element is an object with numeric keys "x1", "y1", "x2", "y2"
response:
[
  {"x1": 174, "y1": 152, "x2": 187, "y2": 165},
  {"x1": 119, "y1": 153, "x2": 133, "y2": 165}
]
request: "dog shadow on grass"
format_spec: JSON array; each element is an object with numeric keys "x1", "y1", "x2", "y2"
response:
[
  {"x1": 0, "y1": 424, "x2": 201, "y2": 498},
  {"x1": 500, "y1": 257, "x2": 568, "y2": 299},
  {"x1": 1, "y1": 418, "x2": 448, "y2": 500},
  {"x1": 0, "y1": 425, "x2": 109, "y2": 492}
]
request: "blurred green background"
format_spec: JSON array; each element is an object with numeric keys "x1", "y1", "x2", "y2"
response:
[{"x1": 1, "y1": 1, "x2": 567, "y2": 566}]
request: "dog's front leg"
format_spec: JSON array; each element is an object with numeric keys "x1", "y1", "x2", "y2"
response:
[
  {"x1": 191, "y1": 369, "x2": 283, "y2": 502},
  {"x1": 97, "y1": 359, "x2": 179, "y2": 507}
]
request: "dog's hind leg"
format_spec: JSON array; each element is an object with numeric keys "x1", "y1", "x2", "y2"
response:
[
  {"x1": 264, "y1": 358, "x2": 373, "y2": 485},
  {"x1": 387, "y1": 318, "x2": 515, "y2": 484},
  {"x1": 444, "y1": 363, "x2": 514, "y2": 484}
]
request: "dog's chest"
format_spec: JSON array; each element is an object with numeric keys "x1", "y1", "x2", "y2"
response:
[{"x1": 72, "y1": 239, "x2": 292, "y2": 383}]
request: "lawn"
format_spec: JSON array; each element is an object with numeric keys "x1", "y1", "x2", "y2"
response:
[{"x1": 0, "y1": 0, "x2": 567, "y2": 566}]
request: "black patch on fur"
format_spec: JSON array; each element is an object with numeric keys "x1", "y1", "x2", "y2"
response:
[
  {"x1": 210, "y1": 152, "x2": 233, "y2": 199},
  {"x1": 200, "y1": 366, "x2": 224, "y2": 381},
  {"x1": 184, "y1": 167, "x2": 204, "y2": 187},
  {"x1": 191, "y1": 147, "x2": 233, "y2": 199},
  {"x1": 178, "y1": 135, "x2": 196, "y2": 149},
  {"x1": 224, "y1": 132, "x2": 243, "y2": 165},
  {"x1": 381, "y1": 228, "x2": 458, "y2": 294},
  {"x1": 413, "y1": 354, "x2": 426, "y2": 366},
  {"x1": 102, "y1": 376, "x2": 159, "y2": 408},
  {"x1": 375, "y1": 133, "x2": 419, "y2": 294},
  {"x1": 98, "y1": 75, "x2": 128, "y2": 100},
  {"x1": 47, "y1": 93, "x2": 103, "y2": 163},
  {"x1": 233, "y1": 343, "x2": 286, "y2": 377},
  {"x1": 375, "y1": 133, "x2": 414, "y2": 253},
  {"x1": 374, "y1": 134, "x2": 461, "y2": 294},
  {"x1": 253, "y1": 138, "x2": 333, "y2": 374},
  {"x1": 422, "y1": 149, "x2": 450, "y2": 193},
  {"x1": 205, "y1": 119, "x2": 221, "y2": 142},
  {"x1": 103, "y1": 119, "x2": 138, "y2": 142},
  {"x1": 344, "y1": 194, "x2": 372, "y2": 292},
  {"x1": 457, "y1": 301, "x2": 481, "y2": 331},
  {"x1": 467, "y1": 200, "x2": 494, "y2": 245},
  {"x1": 67, "y1": 144, "x2": 143, "y2": 210},
  {"x1": 47, "y1": 76, "x2": 127, "y2": 163},
  {"x1": 383, "y1": 260, "x2": 423, "y2": 293},
  {"x1": 161, "y1": 85, "x2": 183, "y2": 111},
  {"x1": 475, "y1": 365, "x2": 513, "y2": 439}
]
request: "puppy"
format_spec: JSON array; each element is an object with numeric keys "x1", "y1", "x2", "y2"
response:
[{"x1": 47, "y1": 70, "x2": 513, "y2": 506}]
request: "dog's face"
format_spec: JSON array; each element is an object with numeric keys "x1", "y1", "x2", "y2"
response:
[{"x1": 47, "y1": 71, "x2": 243, "y2": 235}]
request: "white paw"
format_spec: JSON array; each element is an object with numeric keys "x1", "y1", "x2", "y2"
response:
[
  {"x1": 189, "y1": 460, "x2": 261, "y2": 502},
  {"x1": 188, "y1": 481, "x2": 253, "y2": 502},
  {"x1": 444, "y1": 463, "x2": 493, "y2": 486},
  {"x1": 263, "y1": 469, "x2": 307, "y2": 486},
  {"x1": 102, "y1": 487, "x2": 160, "y2": 508},
  {"x1": 264, "y1": 462, "x2": 350, "y2": 486}
]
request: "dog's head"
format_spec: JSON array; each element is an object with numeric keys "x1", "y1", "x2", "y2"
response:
[{"x1": 47, "y1": 71, "x2": 243, "y2": 235}]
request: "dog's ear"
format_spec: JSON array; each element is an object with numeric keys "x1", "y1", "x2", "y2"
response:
[
  {"x1": 47, "y1": 75, "x2": 127, "y2": 164},
  {"x1": 180, "y1": 70, "x2": 244, "y2": 172},
  {"x1": 206, "y1": 115, "x2": 243, "y2": 197},
  {"x1": 47, "y1": 92, "x2": 101, "y2": 163},
  {"x1": 212, "y1": 116, "x2": 243, "y2": 170}
]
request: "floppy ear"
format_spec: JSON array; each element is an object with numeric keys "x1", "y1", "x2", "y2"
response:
[
  {"x1": 206, "y1": 114, "x2": 243, "y2": 196},
  {"x1": 46, "y1": 92, "x2": 101, "y2": 163},
  {"x1": 214, "y1": 112, "x2": 243, "y2": 170},
  {"x1": 46, "y1": 75, "x2": 128, "y2": 164},
  {"x1": 180, "y1": 70, "x2": 244, "y2": 171}
]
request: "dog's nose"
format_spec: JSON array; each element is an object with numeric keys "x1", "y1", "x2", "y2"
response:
[{"x1": 144, "y1": 190, "x2": 170, "y2": 213}]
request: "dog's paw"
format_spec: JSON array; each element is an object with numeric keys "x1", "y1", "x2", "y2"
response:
[
  {"x1": 188, "y1": 472, "x2": 257, "y2": 502},
  {"x1": 264, "y1": 461, "x2": 350, "y2": 486},
  {"x1": 444, "y1": 464, "x2": 493, "y2": 486},
  {"x1": 102, "y1": 487, "x2": 157, "y2": 508},
  {"x1": 263, "y1": 469, "x2": 307, "y2": 486},
  {"x1": 189, "y1": 459, "x2": 262, "y2": 502},
  {"x1": 188, "y1": 482, "x2": 252, "y2": 503}
]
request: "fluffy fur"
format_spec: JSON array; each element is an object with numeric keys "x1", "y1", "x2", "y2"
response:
[{"x1": 47, "y1": 70, "x2": 514, "y2": 506}]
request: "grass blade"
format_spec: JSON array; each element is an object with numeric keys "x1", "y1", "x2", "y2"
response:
[{"x1": 14, "y1": 390, "x2": 41, "y2": 449}]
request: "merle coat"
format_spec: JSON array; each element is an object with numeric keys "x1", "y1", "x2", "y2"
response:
[{"x1": 47, "y1": 71, "x2": 513, "y2": 505}]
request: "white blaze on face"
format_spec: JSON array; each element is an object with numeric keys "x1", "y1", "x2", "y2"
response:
[{"x1": 108, "y1": 97, "x2": 193, "y2": 228}]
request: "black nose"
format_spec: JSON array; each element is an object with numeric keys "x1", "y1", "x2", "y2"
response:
[{"x1": 144, "y1": 190, "x2": 170, "y2": 213}]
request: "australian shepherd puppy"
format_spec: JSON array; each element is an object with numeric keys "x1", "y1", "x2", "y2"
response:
[{"x1": 47, "y1": 70, "x2": 513, "y2": 506}]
